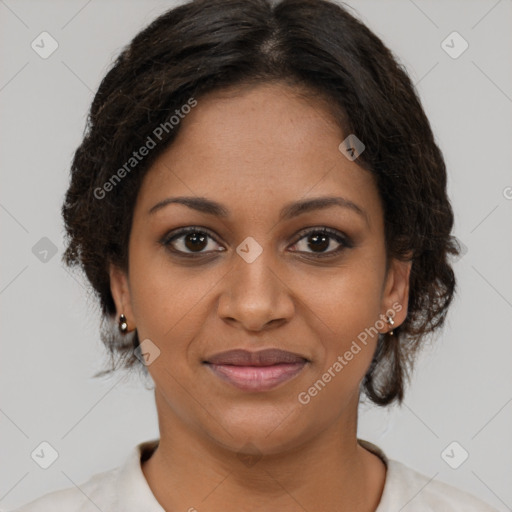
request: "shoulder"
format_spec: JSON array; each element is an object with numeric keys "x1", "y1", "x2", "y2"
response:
[
  {"x1": 8, "y1": 439, "x2": 161, "y2": 512},
  {"x1": 380, "y1": 459, "x2": 499, "y2": 511},
  {"x1": 8, "y1": 466, "x2": 120, "y2": 512},
  {"x1": 358, "y1": 439, "x2": 498, "y2": 512}
]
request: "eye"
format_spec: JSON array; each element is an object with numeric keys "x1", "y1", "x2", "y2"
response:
[
  {"x1": 161, "y1": 227, "x2": 225, "y2": 256},
  {"x1": 161, "y1": 226, "x2": 352, "y2": 258},
  {"x1": 289, "y1": 227, "x2": 352, "y2": 258}
]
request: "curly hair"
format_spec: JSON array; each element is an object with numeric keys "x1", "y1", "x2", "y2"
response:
[{"x1": 62, "y1": 0, "x2": 459, "y2": 405}]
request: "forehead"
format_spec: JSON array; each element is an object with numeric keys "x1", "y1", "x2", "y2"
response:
[
  {"x1": 135, "y1": 82, "x2": 381, "y2": 224},
  {"x1": 171, "y1": 82, "x2": 344, "y2": 166}
]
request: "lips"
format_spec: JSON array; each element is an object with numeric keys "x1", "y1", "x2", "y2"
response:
[
  {"x1": 204, "y1": 349, "x2": 309, "y2": 392},
  {"x1": 205, "y1": 348, "x2": 308, "y2": 366}
]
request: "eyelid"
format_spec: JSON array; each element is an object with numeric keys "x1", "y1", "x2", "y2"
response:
[
  {"x1": 161, "y1": 226, "x2": 224, "y2": 249},
  {"x1": 288, "y1": 226, "x2": 353, "y2": 258},
  {"x1": 291, "y1": 226, "x2": 353, "y2": 247},
  {"x1": 161, "y1": 225, "x2": 352, "y2": 257}
]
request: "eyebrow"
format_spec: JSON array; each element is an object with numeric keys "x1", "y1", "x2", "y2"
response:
[{"x1": 148, "y1": 195, "x2": 368, "y2": 224}]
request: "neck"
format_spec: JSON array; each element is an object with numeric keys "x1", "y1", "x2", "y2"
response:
[{"x1": 141, "y1": 390, "x2": 386, "y2": 512}]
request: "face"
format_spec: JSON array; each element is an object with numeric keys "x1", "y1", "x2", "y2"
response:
[{"x1": 110, "y1": 82, "x2": 411, "y2": 454}]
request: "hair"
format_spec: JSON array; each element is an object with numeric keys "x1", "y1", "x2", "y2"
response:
[{"x1": 62, "y1": 0, "x2": 460, "y2": 405}]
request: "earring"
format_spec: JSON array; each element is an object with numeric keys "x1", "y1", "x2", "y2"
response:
[
  {"x1": 386, "y1": 314, "x2": 395, "y2": 336},
  {"x1": 119, "y1": 314, "x2": 128, "y2": 333}
]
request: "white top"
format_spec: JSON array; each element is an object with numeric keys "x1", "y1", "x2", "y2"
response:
[{"x1": 10, "y1": 438, "x2": 498, "y2": 511}]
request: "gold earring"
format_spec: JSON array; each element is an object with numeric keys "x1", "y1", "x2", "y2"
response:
[
  {"x1": 119, "y1": 314, "x2": 128, "y2": 333},
  {"x1": 386, "y1": 314, "x2": 395, "y2": 336}
]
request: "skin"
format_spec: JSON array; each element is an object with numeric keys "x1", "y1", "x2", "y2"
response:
[{"x1": 110, "y1": 81, "x2": 412, "y2": 511}]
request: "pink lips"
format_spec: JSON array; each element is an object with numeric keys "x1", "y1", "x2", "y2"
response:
[{"x1": 204, "y1": 349, "x2": 308, "y2": 392}]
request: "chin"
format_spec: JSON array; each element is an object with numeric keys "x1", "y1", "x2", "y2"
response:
[{"x1": 200, "y1": 401, "x2": 315, "y2": 456}]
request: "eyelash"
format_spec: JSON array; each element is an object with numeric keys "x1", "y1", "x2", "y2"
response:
[{"x1": 160, "y1": 226, "x2": 353, "y2": 259}]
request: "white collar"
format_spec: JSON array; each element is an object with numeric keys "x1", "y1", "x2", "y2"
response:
[{"x1": 115, "y1": 438, "x2": 164, "y2": 511}]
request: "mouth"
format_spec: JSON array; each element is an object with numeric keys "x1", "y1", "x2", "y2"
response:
[{"x1": 203, "y1": 348, "x2": 309, "y2": 392}]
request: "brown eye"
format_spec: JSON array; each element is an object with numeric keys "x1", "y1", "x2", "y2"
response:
[
  {"x1": 183, "y1": 231, "x2": 208, "y2": 252},
  {"x1": 306, "y1": 232, "x2": 330, "y2": 252},
  {"x1": 162, "y1": 227, "x2": 225, "y2": 255},
  {"x1": 289, "y1": 228, "x2": 352, "y2": 257}
]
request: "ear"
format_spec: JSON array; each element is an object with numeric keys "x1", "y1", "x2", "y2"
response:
[
  {"x1": 109, "y1": 263, "x2": 136, "y2": 332},
  {"x1": 380, "y1": 257, "x2": 412, "y2": 330}
]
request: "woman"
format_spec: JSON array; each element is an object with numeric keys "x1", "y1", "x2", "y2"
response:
[{"x1": 12, "y1": 0, "x2": 498, "y2": 510}]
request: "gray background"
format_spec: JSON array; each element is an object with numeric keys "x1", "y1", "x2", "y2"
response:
[{"x1": 1, "y1": 0, "x2": 511, "y2": 510}]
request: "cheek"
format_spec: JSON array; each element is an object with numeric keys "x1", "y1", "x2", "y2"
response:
[
  {"x1": 296, "y1": 259, "x2": 385, "y2": 381},
  {"x1": 128, "y1": 251, "x2": 220, "y2": 352},
  {"x1": 299, "y1": 258, "x2": 385, "y2": 337}
]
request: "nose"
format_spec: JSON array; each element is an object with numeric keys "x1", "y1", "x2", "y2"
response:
[{"x1": 217, "y1": 246, "x2": 294, "y2": 332}]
